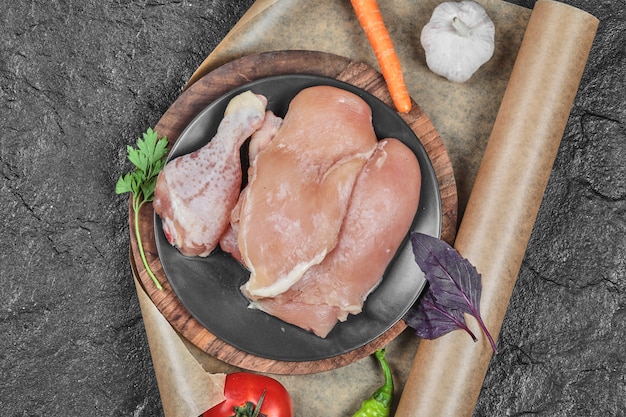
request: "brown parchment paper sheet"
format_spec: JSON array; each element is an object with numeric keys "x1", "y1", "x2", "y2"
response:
[
  {"x1": 131, "y1": 1, "x2": 598, "y2": 416},
  {"x1": 131, "y1": 259, "x2": 226, "y2": 417}
]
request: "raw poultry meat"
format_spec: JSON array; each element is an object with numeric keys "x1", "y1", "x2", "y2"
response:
[
  {"x1": 246, "y1": 138, "x2": 422, "y2": 337},
  {"x1": 219, "y1": 110, "x2": 283, "y2": 261},
  {"x1": 237, "y1": 86, "x2": 379, "y2": 298},
  {"x1": 153, "y1": 84, "x2": 422, "y2": 338},
  {"x1": 248, "y1": 110, "x2": 283, "y2": 162},
  {"x1": 153, "y1": 91, "x2": 267, "y2": 257}
]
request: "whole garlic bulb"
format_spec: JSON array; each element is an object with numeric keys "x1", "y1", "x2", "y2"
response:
[{"x1": 421, "y1": 1, "x2": 495, "y2": 83}]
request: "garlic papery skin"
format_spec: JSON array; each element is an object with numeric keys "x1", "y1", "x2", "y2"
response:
[{"x1": 421, "y1": 1, "x2": 495, "y2": 83}]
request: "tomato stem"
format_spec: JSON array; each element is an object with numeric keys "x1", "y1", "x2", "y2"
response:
[
  {"x1": 252, "y1": 389, "x2": 266, "y2": 417},
  {"x1": 231, "y1": 389, "x2": 267, "y2": 417}
]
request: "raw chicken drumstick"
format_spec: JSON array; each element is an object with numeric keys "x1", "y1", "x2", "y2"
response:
[{"x1": 153, "y1": 91, "x2": 267, "y2": 257}]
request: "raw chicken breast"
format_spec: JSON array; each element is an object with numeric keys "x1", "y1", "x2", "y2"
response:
[
  {"x1": 249, "y1": 138, "x2": 422, "y2": 337},
  {"x1": 238, "y1": 86, "x2": 379, "y2": 298},
  {"x1": 153, "y1": 91, "x2": 267, "y2": 257}
]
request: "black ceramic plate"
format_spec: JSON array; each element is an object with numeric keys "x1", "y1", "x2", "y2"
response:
[{"x1": 154, "y1": 74, "x2": 442, "y2": 362}]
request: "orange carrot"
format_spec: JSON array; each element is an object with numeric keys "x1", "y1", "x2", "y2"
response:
[{"x1": 350, "y1": 0, "x2": 412, "y2": 113}]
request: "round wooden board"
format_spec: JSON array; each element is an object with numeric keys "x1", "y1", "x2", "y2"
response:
[{"x1": 129, "y1": 50, "x2": 458, "y2": 374}]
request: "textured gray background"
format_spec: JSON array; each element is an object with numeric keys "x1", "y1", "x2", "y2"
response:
[{"x1": 1, "y1": 1, "x2": 624, "y2": 416}]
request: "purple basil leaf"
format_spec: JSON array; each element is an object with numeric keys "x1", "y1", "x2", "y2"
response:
[
  {"x1": 409, "y1": 232, "x2": 498, "y2": 353},
  {"x1": 410, "y1": 232, "x2": 482, "y2": 316},
  {"x1": 404, "y1": 288, "x2": 478, "y2": 341}
]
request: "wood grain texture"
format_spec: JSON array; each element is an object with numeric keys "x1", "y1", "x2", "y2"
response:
[{"x1": 129, "y1": 50, "x2": 457, "y2": 374}]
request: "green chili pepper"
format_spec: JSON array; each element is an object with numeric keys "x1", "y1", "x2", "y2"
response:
[{"x1": 352, "y1": 348, "x2": 394, "y2": 417}]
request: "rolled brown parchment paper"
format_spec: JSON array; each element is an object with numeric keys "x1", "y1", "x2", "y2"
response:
[{"x1": 395, "y1": 2, "x2": 598, "y2": 416}]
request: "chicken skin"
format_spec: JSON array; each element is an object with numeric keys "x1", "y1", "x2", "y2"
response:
[{"x1": 153, "y1": 91, "x2": 267, "y2": 257}]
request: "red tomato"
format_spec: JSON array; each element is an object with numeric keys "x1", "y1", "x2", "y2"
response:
[{"x1": 203, "y1": 372, "x2": 293, "y2": 417}]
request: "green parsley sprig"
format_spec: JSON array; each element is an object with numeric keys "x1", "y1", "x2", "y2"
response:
[{"x1": 116, "y1": 128, "x2": 168, "y2": 290}]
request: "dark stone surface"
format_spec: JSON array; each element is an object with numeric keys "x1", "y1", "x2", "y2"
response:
[{"x1": 0, "y1": 1, "x2": 623, "y2": 416}]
